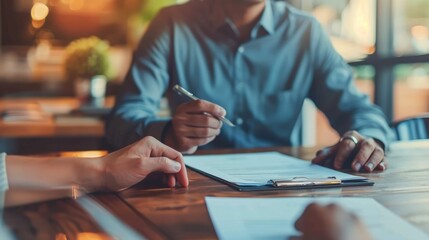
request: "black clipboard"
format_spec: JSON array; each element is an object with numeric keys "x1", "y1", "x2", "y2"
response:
[{"x1": 187, "y1": 165, "x2": 374, "y2": 192}]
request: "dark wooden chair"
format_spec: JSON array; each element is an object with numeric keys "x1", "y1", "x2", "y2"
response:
[{"x1": 392, "y1": 114, "x2": 429, "y2": 141}]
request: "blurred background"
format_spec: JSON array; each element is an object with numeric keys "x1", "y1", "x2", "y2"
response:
[
  {"x1": 0, "y1": 0, "x2": 181, "y2": 96},
  {"x1": 0, "y1": 0, "x2": 428, "y2": 153}
]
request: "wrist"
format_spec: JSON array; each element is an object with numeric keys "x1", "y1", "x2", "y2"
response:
[
  {"x1": 373, "y1": 138, "x2": 385, "y2": 151},
  {"x1": 75, "y1": 157, "x2": 106, "y2": 192},
  {"x1": 162, "y1": 123, "x2": 199, "y2": 154}
]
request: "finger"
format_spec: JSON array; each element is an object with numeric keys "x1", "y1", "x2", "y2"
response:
[
  {"x1": 178, "y1": 136, "x2": 217, "y2": 149},
  {"x1": 162, "y1": 174, "x2": 169, "y2": 186},
  {"x1": 312, "y1": 146, "x2": 336, "y2": 165},
  {"x1": 350, "y1": 139, "x2": 375, "y2": 172},
  {"x1": 362, "y1": 146, "x2": 385, "y2": 172},
  {"x1": 294, "y1": 215, "x2": 304, "y2": 231},
  {"x1": 144, "y1": 137, "x2": 189, "y2": 186},
  {"x1": 174, "y1": 154, "x2": 189, "y2": 187},
  {"x1": 167, "y1": 174, "x2": 176, "y2": 188},
  {"x1": 178, "y1": 100, "x2": 226, "y2": 118},
  {"x1": 146, "y1": 157, "x2": 182, "y2": 174},
  {"x1": 294, "y1": 210, "x2": 306, "y2": 232},
  {"x1": 375, "y1": 160, "x2": 387, "y2": 171},
  {"x1": 295, "y1": 203, "x2": 319, "y2": 231},
  {"x1": 176, "y1": 125, "x2": 221, "y2": 138},
  {"x1": 333, "y1": 139, "x2": 357, "y2": 170},
  {"x1": 147, "y1": 136, "x2": 183, "y2": 160},
  {"x1": 179, "y1": 114, "x2": 222, "y2": 129},
  {"x1": 326, "y1": 203, "x2": 342, "y2": 211}
]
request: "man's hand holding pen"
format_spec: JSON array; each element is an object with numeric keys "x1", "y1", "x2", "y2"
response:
[
  {"x1": 163, "y1": 99, "x2": 226, "y2": 154},
  {"x1": 164, "y1": 85, "x2": 234, "y2": 153}
]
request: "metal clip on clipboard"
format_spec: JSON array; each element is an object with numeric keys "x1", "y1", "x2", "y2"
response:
[{"x1": 269, "y1": 177, "x2": 341, "y2": 187}]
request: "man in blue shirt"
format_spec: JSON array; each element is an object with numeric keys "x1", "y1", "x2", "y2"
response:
[{"x1": 107, "y1": 0, "x2": 391, "y2": 172}]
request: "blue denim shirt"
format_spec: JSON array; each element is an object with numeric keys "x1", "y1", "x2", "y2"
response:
[{"x1": 107, "y1": 0, "x2": 391, "y2": 149}]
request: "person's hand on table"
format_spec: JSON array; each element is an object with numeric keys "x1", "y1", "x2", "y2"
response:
[
  {"x1": 295, "y1": 203, "x2": 371, "y2": 240},
  {"x1": 164, "y1": 99, "x2": 226, "y2": 154},
  {"x1": 99, "y1": 136, "x2": 189, "y2": 191},
  {"x1": 312, "y1": 130, "x2": 387, "y2": 172}
]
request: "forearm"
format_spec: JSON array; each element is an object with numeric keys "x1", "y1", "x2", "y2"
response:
[{"x1": 5, "y1": 155, "x2": 104, "y2": 192}]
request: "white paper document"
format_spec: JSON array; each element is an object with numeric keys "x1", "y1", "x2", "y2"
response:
[
  {"x1": 205, "y1": 197, "x2": 428, "y2": 240},
  {"x1": 185, "y1": 152, "x2": 366, "y2": 187}
]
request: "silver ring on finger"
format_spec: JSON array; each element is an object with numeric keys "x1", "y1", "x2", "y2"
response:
[{"x1": 340, "y1": 135, "x2": 359, "y2": 145}]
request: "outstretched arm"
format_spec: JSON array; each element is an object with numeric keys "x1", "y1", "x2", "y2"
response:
[
  {"x1": 4, "y1": 137, "x2": 188, "y2": 192},
  {"x1": 308, "y1": 19, "x2": 391, "y2": 172}
]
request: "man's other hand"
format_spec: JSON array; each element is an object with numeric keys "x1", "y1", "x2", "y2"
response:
[{"x1": 312, "y1": 130, "x2": 386, "y2": 172}]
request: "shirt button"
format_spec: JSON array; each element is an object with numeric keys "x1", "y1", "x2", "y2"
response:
[
  {"x1": 236, "y1": 118, "x2": 244, "y2": 125},
  {"x1": 238, "y1": 46, "x2": 245, "y2": 53}
]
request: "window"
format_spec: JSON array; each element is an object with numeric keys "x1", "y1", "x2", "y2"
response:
[
  {"x1": 290, "y1": 0, "x2": 429, "y2": 121},
  {"x1": 394, "y1": 63, "x2": 429, "y2": 120},
  {"x1": 291, "y1": 0, "x2": 379, "y2": 145},
  {"x1": 297, "y1": 0, "x2": 376, "y2": 62},
  {"x1": 393, "y1": 0, "x2": 429, "y2": 56}
]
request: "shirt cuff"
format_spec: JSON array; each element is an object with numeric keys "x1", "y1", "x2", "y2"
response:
[
  {"x1": 358, "y1": 128, "x2": 392, "y2": 151},
  {"x1": 0, "y1": 153, "x2": 9, "y2": 192},
  {"x1": 143, "y1": 118, "x2": 171, "y2": 142}
]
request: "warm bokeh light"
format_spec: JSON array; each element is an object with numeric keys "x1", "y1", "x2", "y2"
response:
[
  {"x1": 411, "y1": 25, "x2": 429, "y2": 40},
  {"x1": 59, "y1": 151, "x2": 108, "y2": 158},
  {"x1": 31, "y1": 2, "x2": 50, "y2": 21},
  {"x1": 312, "y1": 0, "x2": 376, "y2": 61},
  {"x1": 35, "y1": 0, "x2": 49, "y2": 4},
  {"x1": 77, "y1": 232, "x2": 112, "y2": 240},
  {"x1": 69, "y1": 0, "x2": 85, "y2": 11},
  {"x1": 55, "y1": 233, "x2": 68, "y2": 240},
  {"x1": 32, "y1": 19, "x2": 46, "y2": 29}
]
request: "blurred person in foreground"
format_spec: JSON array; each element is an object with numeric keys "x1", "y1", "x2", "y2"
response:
[{"x1": 296, "y1": 203, "x2": 372, "y2": 240}]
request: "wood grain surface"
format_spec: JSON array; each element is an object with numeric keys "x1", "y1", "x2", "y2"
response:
[
  {"x1": 119, "y1": 142, "x2": 429, "y2": 239},
  {"x1": 2, "y1": 141, "x2": 429, "y2": 239}
]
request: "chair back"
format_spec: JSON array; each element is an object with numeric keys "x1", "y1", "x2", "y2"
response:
[{"x1": 392, "y1": 115, "x2": 429, "y2": 141}]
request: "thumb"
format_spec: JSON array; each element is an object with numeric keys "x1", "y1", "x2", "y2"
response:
[
  {"x1": 294, "y1": 215, "x2": 304, "y2": 231},
  {"x1": 146, "y1": 157, "x2": 182, "y2": 174},
  {"x1": 312, "y1": 145, "x2": 336, "y2": 164}
]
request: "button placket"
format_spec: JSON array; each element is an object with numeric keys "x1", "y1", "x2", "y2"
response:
[{"x1": 233, "y1": 44, "x2": 246, "y2": 129}]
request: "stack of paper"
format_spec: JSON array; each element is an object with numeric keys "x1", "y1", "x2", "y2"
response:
[{"x1": 185, "y1": 152, "x2": 371, "y2": 191}]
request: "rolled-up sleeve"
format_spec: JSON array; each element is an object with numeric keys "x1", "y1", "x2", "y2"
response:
[
  {"x1": 308, "y1": 19, "x2": 393, "y2": 148},
  {"x1": 0, "y1": 153, "x2": 8, "y2": 192}
]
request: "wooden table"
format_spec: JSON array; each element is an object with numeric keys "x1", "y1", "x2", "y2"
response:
[{"x1": 2, "y1": 141, "x2": 429, "y2": 239}]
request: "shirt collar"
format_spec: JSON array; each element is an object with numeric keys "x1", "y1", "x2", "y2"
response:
[
  {"x1": 210, "y1": 0, "x2": 275, "y2": 36},
  {"x1": 258, "y1": 1, "x2": 274, "y2": 35}
]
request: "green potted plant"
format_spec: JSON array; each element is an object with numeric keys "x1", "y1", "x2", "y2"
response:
[{"x1": 64, "y1": 36, "x2": 112, "y2": 104}]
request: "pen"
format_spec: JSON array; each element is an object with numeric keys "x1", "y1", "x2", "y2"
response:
[{"x1": 172, "y1": 84, "x2": 235, "y2": 127}]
